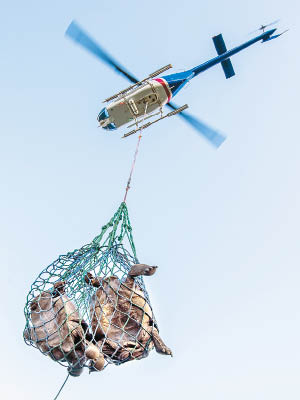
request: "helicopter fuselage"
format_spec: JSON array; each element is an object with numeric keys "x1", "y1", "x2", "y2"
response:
[{"x1": 98, "y1": 78, "x2": 172, "y2": 130}]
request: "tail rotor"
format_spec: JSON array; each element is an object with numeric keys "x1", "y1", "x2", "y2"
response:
[{"x1": 249, "y1": 19, "x2": 280, "y2": 34}]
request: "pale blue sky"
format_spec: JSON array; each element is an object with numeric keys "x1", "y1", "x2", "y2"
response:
[{"x1": 0, "y1": 1, "x2": 299, "y2": 399}]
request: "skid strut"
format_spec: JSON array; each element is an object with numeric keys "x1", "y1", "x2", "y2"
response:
[
  {"x1": 127, "y1": 111, "x2": 161, "y2": 129},
  {"x1": 122, "y1": 104, "x2": 189, "y2": 138}
]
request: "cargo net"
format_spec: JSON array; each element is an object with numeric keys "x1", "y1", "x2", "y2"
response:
[{"x1": 23, "y1": 203, "x2": 158, "y2": 377}]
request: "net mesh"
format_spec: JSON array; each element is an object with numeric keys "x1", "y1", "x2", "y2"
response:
[{"x1": 23, "y1": 202, "x2": 156, "y2": 376}]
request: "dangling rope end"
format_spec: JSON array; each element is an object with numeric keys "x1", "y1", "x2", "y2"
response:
[{"x1": 53, "y1": 373, "x2": 70, "y2": 400}]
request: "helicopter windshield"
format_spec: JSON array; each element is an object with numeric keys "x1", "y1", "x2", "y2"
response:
[
  {"x1": 97, "y1": 107, "x2": 109, "y2": 122},
  {"x1": 97, "y1": 107, "x2": 116, "y2": 130}
]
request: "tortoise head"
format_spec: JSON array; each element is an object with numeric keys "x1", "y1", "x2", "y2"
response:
[{"x1": 52, "y1": 281, "x2": 66, "y2": 297}]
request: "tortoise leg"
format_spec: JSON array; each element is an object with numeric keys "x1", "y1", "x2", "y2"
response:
[
  {"x1": 84, "y1": 272, "x2": 102, "y2": 287},
  {"x1": 128, "y1": 264, "x2": 158, "y2": 277},
  {"x1": 86, "y1": 343, "x2": 105, "y2": 372},
  {"x1": 152, "y1": 328, "x2": 173, "y2": 357}
]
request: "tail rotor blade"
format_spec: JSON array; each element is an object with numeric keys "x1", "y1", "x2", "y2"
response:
[
  {"x1": 266, "y1": 19, "x2": 280, "y2": 28},
  {"x1": 278, "y1": 29, "x2": 289, "y2": 37},
  {"x1": 167, "y1": 102, "x2": 226, "y2": 148},
  {"x1": 65, "y1": 21, "x2": 139, "y2": 84},
  {"x1": 249, "y1": 28, "x2": 260, "y2": 35}
]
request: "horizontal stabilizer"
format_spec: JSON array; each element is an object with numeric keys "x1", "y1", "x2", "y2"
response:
[
  {"x1": 221, "y1": 59, "x2": 235, "y2": 79},
  {"x1": 213, "y1": 34, "x2": 227, "y2": 55},
  {"x1": 213, "y1": 33, "x2": 235, "y2": 79}
]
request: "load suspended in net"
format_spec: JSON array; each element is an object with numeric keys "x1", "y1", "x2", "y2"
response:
[{"x1": 23, "y1": 203, "x2": 172, "y2": 377}]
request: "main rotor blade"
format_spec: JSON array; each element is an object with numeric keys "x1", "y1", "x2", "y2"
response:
[
  {"x1": 167, "y1": 102, "x2": 226, "y2": 148},
  {"x1": 65, "y1": 21, "x2": 139, "y2": 84}
]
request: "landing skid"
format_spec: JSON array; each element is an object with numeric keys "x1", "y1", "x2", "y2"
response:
[
  {"x1": 122, "y1": 104, "x2": 189, "y2": 138},
  {"x1": 126, "y1": 111, "x2": 161, "y2": 129}
]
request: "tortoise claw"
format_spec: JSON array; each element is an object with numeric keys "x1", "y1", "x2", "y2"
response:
[
  {"x1": 152, "y1": 328, "x2": 173, "y2": 357},
  {"x1": 156, "y1": 343, "x2": 173, "y2": 357}
]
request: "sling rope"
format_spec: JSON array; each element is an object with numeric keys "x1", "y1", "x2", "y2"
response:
[{"x1": 123, "y1": 103, "x2": 148, "y2": 203}]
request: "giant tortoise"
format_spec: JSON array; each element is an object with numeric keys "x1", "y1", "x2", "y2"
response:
[
  {"x1": 24, "y1": 281, "x2": 104, "y2": 375},
  {"x1": 85, "y1": 263, "x2": 172, "y2": 365}
]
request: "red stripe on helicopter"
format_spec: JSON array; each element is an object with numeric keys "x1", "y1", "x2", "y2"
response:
[{"x1": 154, "y1": 78, "x2": 172, "y2": 103}]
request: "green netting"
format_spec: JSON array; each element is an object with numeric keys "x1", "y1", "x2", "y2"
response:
[{"x1": 23, "y1": 202, "x2": 172, "y2": 377}]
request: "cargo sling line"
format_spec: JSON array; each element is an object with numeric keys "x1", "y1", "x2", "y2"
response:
[{"x1": 123, "y1": 102, "x2": 149, "y2": 203}]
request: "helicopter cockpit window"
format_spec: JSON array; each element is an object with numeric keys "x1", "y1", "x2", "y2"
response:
[
  {"x1": 138, "y1": 94, "x2": 158, "y2": 105},
  {"x1": 97, "y1": 107, "x2": 109, "y2": 122}
]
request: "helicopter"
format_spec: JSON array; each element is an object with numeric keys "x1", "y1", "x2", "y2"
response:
[{"x1": 65, "y1": 21, "x2": 287, "y2": 148}]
